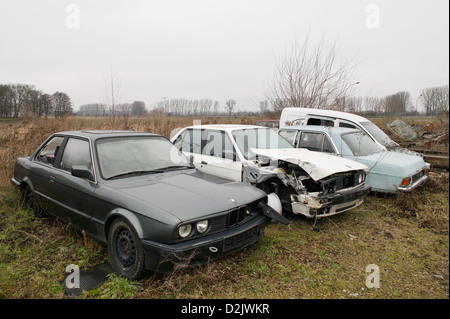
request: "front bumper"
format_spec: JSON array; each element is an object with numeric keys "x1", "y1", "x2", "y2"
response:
[
  {"x1": 291, "y1": 183, "x2": 371, "y2": 218},
  {"x1": 141, "y1": 214, "x2": 268, "y2": 274}
]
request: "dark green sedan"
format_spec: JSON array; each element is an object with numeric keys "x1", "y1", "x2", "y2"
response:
[{"x1": 11, "y1": 130, "x2": 287, "y2": 279}]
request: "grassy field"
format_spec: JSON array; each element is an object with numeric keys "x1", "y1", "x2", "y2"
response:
[{"x1": 0, "y1": 116, "x2": 448, "y2": 299}]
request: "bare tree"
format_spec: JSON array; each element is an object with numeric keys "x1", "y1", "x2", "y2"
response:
[
  {"x1": 130, "y1": 101, "x2": 147, "y2": 117},
  {"x1": 52, "y1": 92, "x2": 73, "y2": 118},
  {"x1": 266, "y1": 34, "x2": 358, "y2": 112},
  {"x1": 225, "y1": 99, "x2": 236, "y2": 116},
  {"x1": 346, "y1": 97, "x2": 364, "y2": 114},
  {"x1": 383, "y1": 91, "x2": 412, "y2": 115},
  {"x1": 213, "y1": 100, "x2": 220, "y2": 115},
  {"x1": 419, "y1": 85, "x2": 449, "y2": 115},
  {"x1": 103, "y1": 64, "x2": 122, "y2": 124},
  {"x1": 259, "y1": 100, "x2": 269, "y2": 115}
]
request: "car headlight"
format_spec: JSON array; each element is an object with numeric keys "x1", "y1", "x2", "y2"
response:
[
  {"x1": 178, "y1": 224, "x2": 192, "y2": 238},
  {"x1": 358, "y1": 172, "x2": 366, "y2": 184},
  {"x1": 196, "y1": 220, "x2": 209, "y2": 233}
]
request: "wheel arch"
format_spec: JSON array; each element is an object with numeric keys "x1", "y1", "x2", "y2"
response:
[
  {"x1": 103, "y1": 208, "x2": 146, "y2": 240},
  {"x1": 18, "y1": 178, "x2": 34, "y2": 193}
]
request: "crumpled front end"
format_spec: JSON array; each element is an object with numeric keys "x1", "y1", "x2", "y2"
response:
[
  {"x1": 290, "y1": 183, "x2": 370, "y2": 218},
  {"x1": 275, "y1": 164, "x2": 370, "y2": 218},
  {"x1": 242, "y1": 151, "x2": 371, "y2": 218}
]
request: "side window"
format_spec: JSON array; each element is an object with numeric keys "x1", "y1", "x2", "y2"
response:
[
  {"x1": 279, "y1": 130, "x2": 298, "y2": 146},
  {"x1": 324, "y1": 120, "x2": 334, "y2": 127},
  {"x1": 35, "y1": 136, "x2": 64, "y2": 165},
  {"x1": 307, "y1": 117, "x2": 334, "y2": 127},
  {"x1": 322, "y1": 136, "x2": 336, "y2": 153},
  {"x1": 339, "y1": 122, "x2": 357, "y2": 129},
  {"x1": 180, "y1": 129, "x2": 202, "y2": 154},
  {"x1": 60, "y1": 138, "x2": 92, "y2": 172},
  {"x1": 202, "y1": 130, "x2": 238, "y2": 161},
  {"x1": 298, "y1": 132, "x2": 324, "y2": 152},
  {"x1": 173, "y1": 131, "x2": 184, "y2": 150},
  {"x1": 307, "y1": 118, "x2": 321, "y2": 126}
]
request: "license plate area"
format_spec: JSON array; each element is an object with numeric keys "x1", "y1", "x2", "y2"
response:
[{"x1": 223, "y1": 226, "x2": 258, "y2": 252}]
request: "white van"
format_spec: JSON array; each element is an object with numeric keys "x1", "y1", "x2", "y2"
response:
[{"x1": 279, "y1": 107, "x2": 400, "y2": 151}]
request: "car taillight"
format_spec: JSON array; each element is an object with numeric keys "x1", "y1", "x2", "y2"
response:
[{"x1": 401, "y1": 177, "x2": 412, "y2": 186}]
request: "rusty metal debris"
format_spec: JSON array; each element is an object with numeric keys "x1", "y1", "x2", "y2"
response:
[{"x1": 387, "y1": 119, "x2": 449, "y2": 169}]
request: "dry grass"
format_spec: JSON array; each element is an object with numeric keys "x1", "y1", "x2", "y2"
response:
[{"x1": 395, "y1": 173, "x2": 449, "y2": 232}]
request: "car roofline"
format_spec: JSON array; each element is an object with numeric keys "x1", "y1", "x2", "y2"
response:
[
  {"x1": 279, "y1": 126, "x2": 360, "y2": 134},
  {"x1": 53, "y1": 130, "x2": 161, "y2": 141},
  {"x1": 182, "y1": 124, "x2": 270, "y2": 132},
  {"x1": 281, "y1": 107, "x2": 370, "y2": 123}
]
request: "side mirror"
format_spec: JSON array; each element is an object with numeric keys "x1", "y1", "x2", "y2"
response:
[
  {"x1": 188, "y1": 155, "x2": 195, "y2": 164},
  {"x1": 71, "y1": 165, "x2": 94, "y2": 181}
]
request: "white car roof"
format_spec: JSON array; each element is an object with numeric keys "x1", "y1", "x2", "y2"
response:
[
  {"x1": 281, "y1": 107, "x2": 369, "y2": 123},
  {"x1": 183, "y1": 124, "x2": 268, "y2": 132},
  {"x1": 280, "y1": 125, "x2": 359, "y2": 135}
]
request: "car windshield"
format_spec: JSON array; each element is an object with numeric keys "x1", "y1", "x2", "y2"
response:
[
  {"x1": 96, "y1": 136, "x2": 193, "y2": 180},
  {"x1": 341, "y1": 131, "x2": 385, "y2": 156},
  {"x1": 232, "y1": 128, "x2": 293, "y2": 160},
  {"x1": 360, "y1": 121, "x2": 397, "y2": 148}
]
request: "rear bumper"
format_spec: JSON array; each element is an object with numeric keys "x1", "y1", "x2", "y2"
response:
[
  {"x1": 396, "y1": 175, "x2": 428, "y2": 192},
  {"x1": 141, "y1": 215, "x2": 268, "y2": 274},
  {"x1": 291, "y1": 183, "x2": 371, "y2": 218}
]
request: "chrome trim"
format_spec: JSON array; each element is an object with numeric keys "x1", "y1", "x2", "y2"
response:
[{"x1": 397, "y1": 175, "x2": 428, "y2": 192}]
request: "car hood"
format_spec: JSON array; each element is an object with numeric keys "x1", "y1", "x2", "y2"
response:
[
  {"x1": 251, "y1": 148, "x2": 368, "y2": 181},
  {"x1": 106, "y1": 170, "x2": 265, "y2": 222},
  {"x1": 352, "y1": 150, "x2": 428, "y2": 176}
]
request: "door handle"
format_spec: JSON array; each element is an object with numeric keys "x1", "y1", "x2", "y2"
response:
[
  {"x1": 49, "y1": 176, "x2": 55, "y2": 183},
  {"x1": 201, "y1": 161, "x2": 208, "y2": 165}
]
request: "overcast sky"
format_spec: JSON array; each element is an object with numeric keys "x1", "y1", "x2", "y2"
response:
[{"x1": 0, "y1": 0, "x2": 448, "y2": 112}]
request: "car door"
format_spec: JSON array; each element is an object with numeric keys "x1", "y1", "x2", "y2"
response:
[
  {"x1": 31, "y1": 135, "x2": 65, "y2": 213},
  {"x1": 199, "y1": 129, "x2": 242, "y2": 181},
  {"x1": 49, "y1": 136, "x2": 96, "y2": 233}
]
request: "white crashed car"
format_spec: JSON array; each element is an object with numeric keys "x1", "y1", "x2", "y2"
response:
[{"x1": 171, "y1": 125, "x2": 371, "y2": 218}]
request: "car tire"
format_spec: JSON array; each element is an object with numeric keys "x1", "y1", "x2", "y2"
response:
[
  {"x1": 107, "y1": 217, "x2": 146, "y2": 280},
  {"x1": 22, "y1": 186, "x2": 44, "y2": 217}
]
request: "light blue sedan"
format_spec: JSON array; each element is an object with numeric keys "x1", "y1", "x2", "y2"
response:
[{"x1": 278, "y1": 126, "x2": 429, "y2": 194}]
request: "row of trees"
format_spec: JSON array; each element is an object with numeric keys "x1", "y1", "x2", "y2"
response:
[
  {"x1": 260, "y1": 85, "x2": 448, "y2": 116},
  {"x1": 318, "y1": 85, "x2": 448, "y2": 116},
  {"x1": 0, "y1": 84, "x2": 72, "y2": 118},
  {"x1": 152, "y1": 98, "x2": 222, "y2": 116},
  {"x1": 345, "y1": 91, "x2": 415, "y2": 115},
  {"x1": 78, "y1": 101, "x2": 147, "y2": 117}
]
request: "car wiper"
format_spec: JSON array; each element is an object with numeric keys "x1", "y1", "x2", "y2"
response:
[
  {"x1": 106, "y1": 169, "x2": 164, "y2": 180},
  {"x1": 157, "y1": 165, "x2": 195, "y2": 171}
]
